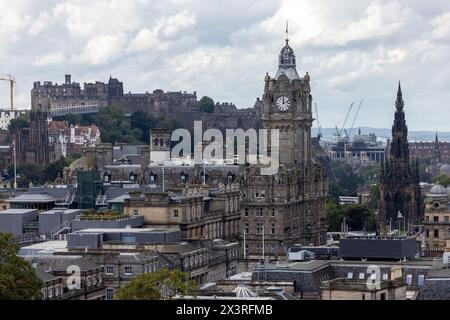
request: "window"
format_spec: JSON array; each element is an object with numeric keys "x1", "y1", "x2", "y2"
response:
[
  {"x1": 426, "y1": 229, "x2": 429, "y2": 238},
  {"x1": 380, "y1": 293, "x2": 386, "y2": 301},
  {"x1": 418, "y1": 275, "x2": 425, "y2": 286},
  {"x1": 150, "y1": 175, "x2": 155, "y2": 182},
  {"x1": 2, "y1": 205, "x2": 6, "y2": 210},
  {"x1": 271, "y1": 224, "x2": 276, "y2": 235},
  {"x1": 48, "y1": 288, "x2": 53, "y2": 299},
  {"x1": 271, "y1": 208, "x2": 275, "y2": 218},
  {"x1": 244, "y1": 208, "x2": 249, "y2": 217},
  {"x1": 426, "y1": 216, "x2": 430, "y2": 221},
  {"x1": 359, "y1": 273, "x2": 365, "y2": 280},
  {"x1": 133, "y1": 209, "x2": 139, "y2": 216},
  {"x1": 256, "y1": 223, "x2": 264, "y2": 235},
  {"x1": 445, "y1": 216, "x2": 449, "y2": 223},
  {"x1": 105, "y1": 266, "x2": 114, "y2": 275},
  {"x1": 434, "y1": 216, "x2": 439, "y2": 222},
  {"x1": 260, "y1": 190, "x2": 265, "y2": 198},
  {"x1": 55, "y1": 286, "x2": 60, "y2": 297},
  {"x1": 124, "y1": 266, "x2": 133, "y2": 276},
  {"x1": 254, "y1": 192, "x2": 260, "y2": 198},
  {"x1": 106, "y1": 289, "x2": 114, "y2": 300},
  {"x1": 173, "y1": 209, "x2": 179, "y2": 218},
  {"x1": 256, "y1": 208, "x2": 263, "y2": 218},
  {"x1": 434, "y1": 229, "x2": 439, "y2": 238},
  {"x1": 406, "y1": 274, "x2": 413, "y2": 286},
  {"x1": 256, "y1": 243, "x2": 262, "y2": 253},
  {"x1": 382, "y1": 273, "x2": 389, "y2": 281},
  {"x1": 347, "y1": 272, "x2": 354, "y2": 279},
  {"x1": 271, "y1": 245, "x2": 276, "y2": 253},
  {"x1": 244, "y1": 223, "x2": 249, "y2": 235}
]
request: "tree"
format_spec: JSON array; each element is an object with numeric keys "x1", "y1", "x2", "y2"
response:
[
  {"x1": 115, "y1": 269, "x2": 197, "y2": 300},
  {"x1": 199, "y1": 96, "x2": 215, "y2": 113},
  {"x1": 432, "y1": 174, "x2": 450, "y2": 188},
  {"x1": 7, "y1": 112, "x2": 29, "y2": 134},
  {"x1": 341, "y1": 204, "x2": 377, "y2": 232},
  {"x1": 326, "y1": 199, "x2": 344, "y2": 232},
  {"x1": 0, "y1": 233, "x2": 43, "y2": 300}
]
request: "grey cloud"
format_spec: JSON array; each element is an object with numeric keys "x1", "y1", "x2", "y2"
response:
[{"x1": 0, "y1": 0, "x2": 449, "y2": 131}]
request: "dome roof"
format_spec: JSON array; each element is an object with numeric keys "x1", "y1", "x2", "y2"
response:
[
  {"x1": 275, "y1": 39, "x2": 300, "y2": 81},
  {"x1": 429, "y1": 184, "x2": 447, "y2": 196}
]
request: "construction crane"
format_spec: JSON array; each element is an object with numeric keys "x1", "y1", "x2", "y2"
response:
[
  {"x1": 347, "y1": 99, "x2": 364, "y2": 138},
  {"x1": 340, "y1": 102, "x2": 354, "y2": 139},
  {"x1": 0, "y1": 74, "x2": 16, "y2": 111},
  {"x1": 314, "y1": 103, "x2": 322, "y2": 139},
  {"x1": 334, "y1": 102, "x2": 354, "y2": 139}
]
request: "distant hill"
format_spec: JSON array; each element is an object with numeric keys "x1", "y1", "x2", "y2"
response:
[{"x1": 312, "y1": 127, "x2": 450, "y2": 142}]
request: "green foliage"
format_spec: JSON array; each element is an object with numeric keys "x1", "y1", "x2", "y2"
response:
[
  {"x1": 326, "y1": 199, "x2": 377, "y2": 232},
  {"x1": 326, "y1": 199, "x2": 344, "y2": 232},
  {"x1": 7, "y1": 112, "x2": 30, "y2": 134},
  {"x1": 0, "y1": 233, "x2": 43, "y2": 300},
  {"x1": 199, "y1": 96, "x2": 215, "y2": 113},
  {"x1": 56, "y1": 107, "x2": 182, "y2": 144},
  {"x1": 8, "y1": 154, "x2": 80, "y2": 187},
  {"x1": 432, "y1": 174, "x2": 450, "y2": 187},
  {"x1": 115, "y1": 269, "x2": 197, "y2": 300}
]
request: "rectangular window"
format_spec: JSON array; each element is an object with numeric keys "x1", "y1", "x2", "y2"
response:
[
  {"x1": 359, "y1": 273, "x2": 365, "y2": 280},
  {"x1": 133, "y1": 209, "x2": 139, "y2": 216},
  {"x1": 426, "y1": 229, "x2": 429, "y2": 238},
  {"x1": 434, "y1": 216, "x2": 439, "y2": 222},
  {"x1": 406, "y1": 274, "x2": 413, "y2": 286},
  {"x1": 106, "y1": 289, "x2": 114, "y2": 300},
  {"x1": 124, "y1": 266, "x2": 133, "y2": 276},
  {"x1": 256, "y1": 208, "x2": 263, "y2": 218},
  {"x1": 382, "y1": 273, "x2": 389, "y2": 281},
  {"x1": 418, "y1": 275, "x2": 425, "y2": 286},
  {"x1": 347, "y1": 272, "x2": 353, "y2": 279},
  {"x1": 445, "y1": 216, "x2": 449, "y2": 223},
  {"x1": 434, "y1": 229, "x2": 439, "y2": 238},
  {"x1": 106, "y1": 266, "x2": 114, "y2": 275},
  {"x1": 244, "y1": 208, "x2": 249, "y2": 217},
  {"x1": 426, "y1": 216, "x2": 429, "y2": 221},
  {"x1": 256, "y1": 244, "x2": 262, "y2": 253},
  {"x1": 254, "y1": 192, "x2": 259, "y2": 198},
  {"x1": 244, "y1": 223, "x2": 249, "y2": 234},
  {"x1": 271, "y1": 224, "x2": 275, "y2": 235},
  {"x1": 271, "y1": 208, "x2": 275, "y2": 218},
  {"x1": 256, "y1": 224, "x2": 263, "y2": 235},
  {"x1": 260, "y1": 190, "x2": 265, "y2": 198},
  {"x1": 173, "y1": 209, "x2": 179, "y2": 218}
]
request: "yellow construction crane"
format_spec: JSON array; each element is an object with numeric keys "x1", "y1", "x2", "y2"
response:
[{"x1": 0, "y1": 74, "x2": 16, "y2": 111}]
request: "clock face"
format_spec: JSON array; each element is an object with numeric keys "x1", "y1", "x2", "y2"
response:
[{"x1": 276, "y1": 96, "x2": 290, "y2": 111}]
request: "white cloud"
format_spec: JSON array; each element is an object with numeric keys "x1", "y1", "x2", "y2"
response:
[
  {"x1": 34, "y1": 51, "x2": 66, "y2": 66},
  {"x1": 79, "y1": 34, "x2": 128, "y2": 66}
]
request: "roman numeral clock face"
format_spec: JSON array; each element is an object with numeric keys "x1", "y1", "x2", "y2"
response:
[{"x1": 276, "y1": 96, "x2": 290, "y2": 111}]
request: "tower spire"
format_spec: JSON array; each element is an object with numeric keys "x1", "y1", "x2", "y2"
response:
[
  {"x1": 396, "y1": 81, "x2": 404, "y2": 111},
  {"x1": 285, "y1": 20, "x2": 289, "y2": 44}
]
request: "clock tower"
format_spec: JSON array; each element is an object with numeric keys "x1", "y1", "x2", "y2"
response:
[
  {"x1": 239, "y1": 33, "x2": 328, "y2": 258},
  {"x1": 261, "y1": 37, "x2": 313, "y2": 167}
]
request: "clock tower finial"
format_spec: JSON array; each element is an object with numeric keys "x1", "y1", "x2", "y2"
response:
[{"x1": 286, "y1": 20, "x2": 289, "y2": 44}]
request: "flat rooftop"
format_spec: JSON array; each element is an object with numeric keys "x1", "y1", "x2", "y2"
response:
[
  {"x1": 75, "y1": 227, "x2": 179, "y2": 234},
  {"x1": 18, "y1": 240, "x2": 68, "y2": 256},
  {"x1": 0, "y1": 208, "x2": 37, "y2": 214}
]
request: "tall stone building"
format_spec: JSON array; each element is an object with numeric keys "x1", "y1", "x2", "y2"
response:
[
  {"x1": 379, "y1": 83, "x2": 421, "y2": 232},
  {"x1": 240, "y1": 37, "x2": 328, "y2": 258}
]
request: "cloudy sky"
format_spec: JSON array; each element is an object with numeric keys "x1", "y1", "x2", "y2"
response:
[{"x1": 0, "y1": 0, "x2": 449, "y2": 131}]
